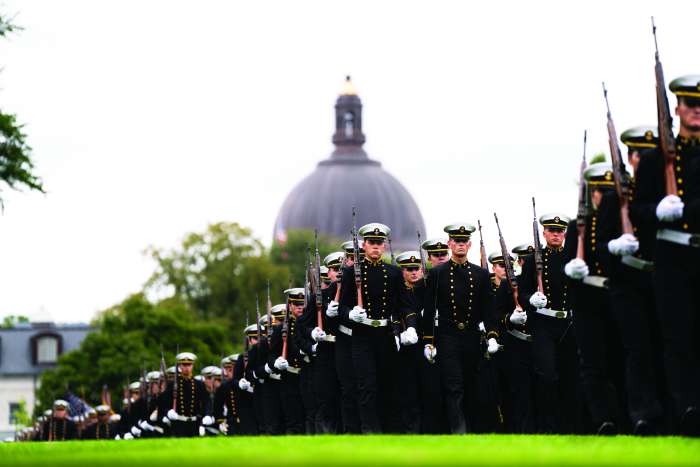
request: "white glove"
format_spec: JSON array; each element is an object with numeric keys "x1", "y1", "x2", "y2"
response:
[
  {"x1": 274, "y1": 357, "x2": 289, "y2": 371},
  {"x1": 198, "y1": 426, "x2": 205, "y2": 437},
  {"x1": 656, "y1": 194, "x2": 684, "y2": 222},
  {"x1": 123, "y1": 432, "x2": 134, "y2": 440},
  {"x1": 478, "y1": 321, "x2": 486, "y2": 333},
  {"x1": 149, "y1": 411, "x2": 158, "y2": 422},
  {"x1": 349, "y1": 306, "x2": 367, "y2": 323},
  {"x1": 565, "y1": 258, "x2": 589, "y2": 280},
  {"x1": 138, "y1": 420, "x2": 147, "y2": 430},
  {"x1": 202, "y1": 415, "x2": 214, "y2": 426},
  {"x1": 400, "y1": 327, "x2": 419, "y2": 345},
  {"x1": 264, "y1": 363, "x2": 273, "y2": 375},
  {"x1": 326, "y1": 300, "x2": 339, "y2": 317},
  {"x1": 167, "y1": 409, "x2": 179, "y2": 421},
  {"x1": 311, "y1": 327, "x2": 327, "y2": 342},
  {"x1": 608, "y1": 233, "x2": 639, "y2": 256},
  {"x1": 162, "y1": 416, "x2": 171, "y2": 426},
  {"x1": 114, "y1": 434, "x2": 121, "y2": 440},
  {"x1": 219, "y1": 422, "x2": 228, "y2": 435},
  {"x1": 130, "y1": 426, "x2": 141, "y2": 437},
  {"x1": 487, "y1": 338, "x2": 500, "y2": 354},
  {"x1": 424, "y1": 344, "x2": 437, "y2": 363},
  {"x1": 510, "y1": 308, "x2": 527, "y2": 325},
  {"x1": 529, "y1": 291, "x2": 548, "y2": 309},
  {"x1": 238, "y1": 378, "x2": 251, "y2": 391},
  {"x1": 311, "y1": 343, "x2": 318, "y2": 354}
]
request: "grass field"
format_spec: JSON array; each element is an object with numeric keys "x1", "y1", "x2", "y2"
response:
[{"x1": 1, "y1": 435, "x2": 699, "y2": 467}]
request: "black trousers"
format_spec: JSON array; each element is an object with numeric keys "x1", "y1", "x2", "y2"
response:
[
  {"x1": 238, "y1": 391, "x2": 259, "y2": 435},
  {"x1": 502, "y1": 332, "x2": 536, "y2": 433},
  {"x1": 262, "y1": 379, "x2": 285, "y2": 435},
  {"x1": 314, "y1": 342, "x2": 340, "y2": 434},
  {"x1": 530, "y1": 313, "x2": 580, "y2": 434},
  {"x1": 609, "y1": 267, "x2": 665, "y2": 426},
  {"x1": 418, "y1": 349, "x2": 447, "y2": 433},
  {"x1": 171, "y1": 420, "x2": 198, "y2": 437},
  {"x1": 653, "y1": 240, "x2": 700, "y2": 423},
  {"x1": 280, "y1": 372, "x2": 305, "y2": 434},
  {"x1": 397, "y1": 344, "x2": 421, "y2": 434},
  {"x1": 437, "y1": 327, "x2": 481, "y2": 434},
  {"x1": 335, "y1": 332, "x2": 361, "y2": 433},
  {"x1": 298, "y1": 364, "x2": 316, "y2": 434},
  {"x1": 351, "y1": 327, "x2": 399, "y2": 434}
]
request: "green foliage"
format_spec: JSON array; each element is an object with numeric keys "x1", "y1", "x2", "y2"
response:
[
  {"x1": 589, "y1": 152, "x2": 607, "y2": 164},
  {"x1": 36, "y1": 294, "x2": 233, "y2": 413},
  {"x1": 1, "y1": 314, "x2": 29, "y2": 328},
  {"x1": 12, "y1": 399, "x2": 32, "y2": 428},
  {"x1": 0, "y1": 12, "x2": 43, "y2": 206},
  {"x1": 269, "y1": 228, "x2": 342, "y2": 287},
  {"x1": 144, "y1": 222, "x2": 290, "y2": 327}
]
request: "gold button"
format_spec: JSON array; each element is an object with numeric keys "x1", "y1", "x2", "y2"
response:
[
  {"x1": 678, "y1": 178, "x2": 683, "y2": 184},
  {"x1": 679, "y1": 190, "x2": 684, "y2": 196}
]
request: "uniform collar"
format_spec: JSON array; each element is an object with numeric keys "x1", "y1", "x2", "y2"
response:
[
  {"x1": 450, "y1": 258, "x2": 469, "y2": 268},
  {"x1": 545, "y1": 245, "x2": 563, "y2": 253},
  {"x1": 678, "y1": 135, "x2": 700, "y2": 147},
  {"x1": 364, "y1": 257, "x2": 384, "y2": 267},
  {"x1": 404, "y1": 280, "x2": 414, "y2": 289}
]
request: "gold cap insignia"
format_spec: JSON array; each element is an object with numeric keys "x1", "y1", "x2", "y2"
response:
[
  {"x1": 374, "y1": 228, "x2": 379, "y2": 234},
  {"x1": 605, "y1": 171, "x2": 613, "y2": 180},
  {"x1": 554, "y1": 216, "x2": 560, "y2": 223},
  {"x1": 437, "y1": 242, "x2": 442, "y2": 248},
  {"x1": 459, "y1": 226, "x2": 465, "y2": 232},
  {"x1": 645, "y1": 130, "x2": 653, "y2": 141},
  {"x1": 410, "y1": 256, "x2": 416, "y2": 262}
]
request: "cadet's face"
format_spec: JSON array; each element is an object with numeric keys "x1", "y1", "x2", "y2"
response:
[
  {"x1": 345, "y1": 255, "x2": 355, "y2": 267},
  {"x1": 204, "y1": 376, "x2": 213, "y2": 391},
  {"x1": 213, "y1": 378, "x2": 222, "y2": 389},
  {"x1": 493, "y1": 263, "x2": 506, "y2": 280},
  {"x1": 130, "y1": 391, "x2": 140, "y2": 401},
  {"x1": 224, "y1": 366, "x2": 233, "y2": 379},
  {"x1": 249, "y1": 337, "x2": 258, "y2": 346},
  {"x1": 179, "y1": 362, "x2": 193, "y2": 377},
  {"x1": 291, "y1": 303, "x2": 304, "y2": 318},
  {"x1": 518, "y1": 257, "x2": 525, "y2": 268},
  {"x1": 677, "y1": 98, "x2": 700, "y2": 135},
  {"x1": 590, "y1": 188, "x2": 603, "y2": 209},
  {"x1": 150, "y1": 382, "x2": 159, "y2": 394},
  {"x1": 402, "y1": 267, "x2": 423, "y2": 283},
  {"x1": 328, "y1": 267, "x2": 338, "y2": 282},
  {"x1": 448, "y1": 238, "x2": 471, "y2": 259},
  {"x1": 543, "y1": 228, "x2": 565, "y2": 247},
  {"x1": 362, "y1": 239, "x2": 385, "y2": 261},
  {"x1": 53, "y1": 407, "x2": 67, "y2": 419},
  {"x1": 627, "y1": 149, "x2": 640, "y2": 173},
  {"x1": 428, "y1": 251, "x2": 449, "y2": 266},
  {"x1": 98, "y1": 413, "x2": 109, "y2": 423}
]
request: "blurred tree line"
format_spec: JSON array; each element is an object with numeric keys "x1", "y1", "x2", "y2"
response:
[{"x1": 36, "y1": 223, "x2": 340, "y2": 412}]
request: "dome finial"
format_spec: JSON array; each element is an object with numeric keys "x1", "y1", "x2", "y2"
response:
[{"x1": 341, "y1": 75, "x2": 358, "y2": 96}]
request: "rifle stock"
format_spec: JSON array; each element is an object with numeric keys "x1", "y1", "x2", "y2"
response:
[
  {"x1": 532, "y1": 197, "x2": 544, "y2": 293},
  {"x1": 478, "y1": 220, "x2": 488, "y2": 270},
  {"x1": 576, "y1": 130, "x2": 589, "y2": 260},
  {"x1": 351, "y1": 207, "x2": 363, "y2": 308},
  {"x1": 494, "y1": 213, "x2": 522, "y2": 310}
]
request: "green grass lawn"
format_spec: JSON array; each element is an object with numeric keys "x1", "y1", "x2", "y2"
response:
[{"x1": 1, "y1": 435, "x2": 699, "y2": 467}]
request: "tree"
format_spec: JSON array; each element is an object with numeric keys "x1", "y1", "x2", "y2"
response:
[
  {"x1": 11, "y1": 399, "x2": 31, "y2": 429},
  {"x1": 269, "y1": 228, "x2": 342, "y2": 287},
  {"x1": 1, "y1": 314, "x2": 29, "y2": 328},
  {"x1": 0, "y1": 12, "x2": 44, "y2": 207},
  {"x1": 36, "y1": 294, "x2": 233, "y2": 413},
  {"x1": 145, "y1": 222, "x2": 290, "y2": 328}
]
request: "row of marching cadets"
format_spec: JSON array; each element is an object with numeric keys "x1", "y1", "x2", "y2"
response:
[{"x1": 18, "y1": 73, "x2": 699, "y2": 442}]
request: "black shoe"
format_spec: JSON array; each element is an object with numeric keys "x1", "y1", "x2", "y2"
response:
[
  {"x1": 597, "y1": 421, "x2": 617, "y2": 436},
  {"x1": 633, "y1": 420, "x2": 656, "y2": 436},
  {"x1": 680, "y1": 407, "x2": 700, "y2": 437}
]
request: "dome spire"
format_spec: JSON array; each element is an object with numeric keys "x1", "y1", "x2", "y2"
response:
[{"x1": 333, "y1": 75, "x2": 366, "y2": 148}]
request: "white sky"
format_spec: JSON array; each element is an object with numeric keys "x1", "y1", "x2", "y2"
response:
[{"x1": 0, "y1": 0, "x2": 697, "y2": 323}]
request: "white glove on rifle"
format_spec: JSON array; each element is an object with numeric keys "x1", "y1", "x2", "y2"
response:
[
  {"x1": 608, "y1": 233, "x2": 639, "y2": 256},
  {"x1": 274, "y1": 357, "x2": 289, "y2": 371},
  {"x1": 510, "y1": 308, "x2": 527, "y2": 325},
  {"x1": 326, "y1": 300, "x2": 339, "y2": 318},
  {"x1": 239, "y1": 378, "x2": 251, "y2": 391},
  {"x1": 130, "y1": 426, "x2": 141, "y2": 437},
  {"x1": 114, "y1": 434, "x2": 121, "y2": 440},
  {"x1": 311, "y1": 327, "x2": 327, "y2": 342},
  {"x1": 123, "y1": 433, "x2": 134, "y2": 440},
  {"x1": 394, "y1": 335, "x2": 401, "y2": 352},
  {"x1": 478, "y1": 321, "x2": 486, "y2": 333},
  {"x1": 565, "y1": 258, "x2": 589, "y2": 280},
  {"x1": 167, "y1": 409, "x2": 179, "y2": 421},
  {"x1": 199, "y1": 426, "x2": 205, "y2": 437},
  {"x1": 656, "y1": 194, "x2": 684, "y2": 222},
  {"x1": 529, "y1": 291, "x2": 548, "y2": 309},
  {"x1": 400, "y1": 327, "x2": 419, "y2": 345},
  {"x1": 349, "y1": 306, "x2": 367, "y2": 323},
  {"x1": 311, "y1": 343, "x2": 318, "y2": 354},
  {"x1": 424, "y1": 344, "x2": 437, "y2": 363},
  {"x1": 202, "y1": 415, "x2": 214, "y2": 426},
  {"x1": 487, "y1": 337, "x2": 500, "y2": 354},
  {"x1": 219, "y1": 422, "x2": 228, "y2": 435}
]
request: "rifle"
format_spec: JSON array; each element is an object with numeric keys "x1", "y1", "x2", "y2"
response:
[
  {"x1": 266, "y1": 287, "x2": 272, "y2": 340},
  {"x1": 603, "y1": 83, "x2": 635, "y2": 235},
  {"x1": 417, "y1": 230, "x2": 428, "y2": 286},
  {"x1": 651, "y1": 17, "x2": 678, "y2": 196},
  {"x1": 172, "y1": 344, "x2": 179, "y2": 411},
  {"x1": 314, "y1": 230, "x2": 324, "y2": 330},
  {"x1": 141, "y1": 361, "x2": 148, "y2": 408},
  {"x1": 494, "y1": 213, "x2": 522, "y2": 310},
  {"x1": 159, "y1": 345, "x2": 167, "y2": 393},
  {"x1": 281, "y1": 302, "x2": 290, "y2": 360},
  {"x1": 576, "y1": 130, "x2": 589, "y2": 260},
  {"x1": 305, "y1": 243, "x2": 312, "y2": 311},
  {"x1": 478, "y1": 220, "x2": 488, "y2": 269},
  {"x1": 532, "y1": 197, "x2": 544, "y2": 293},
  {"x1": 333, "y1": 251, "x2": 346, "y2": 303},
  {"x1": 388, "y1": 234, "x2": 395, "y2": 265},
  {"x1": 125, "y1": 377, "x2": 132, "y2": 415},
  {"x1": 351, "y1": 207, "x2": 363, "y2": 307},
  {"x1": 101, "y1": 384, "x2": 111, "y2": 409},
  {"x1": 256, "y1": 295, "x2": 262, "y2": 342}
]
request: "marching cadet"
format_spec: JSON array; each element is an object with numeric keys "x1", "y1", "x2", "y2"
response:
[
  {"x1": 303, "y1": 251, "x2": 344, "y2": 434},
  {"x1": 254, "y1": 303, "x2": 286, "y2": 434},
  {"x1": 519, "y1": 213, "x2": 580, "y2": 434},
  {"x1": 564, "y1": 162, "x2": 625, "y2": 435},
  {"x1": 81, "y1": 405, "x2": 116, "y2": 440},
  {"x1": 597, "y1": 127, "x2": 667, "y2": 435},
  {"x1": 41, "y1": 400, "x2": 78, "y2": 441},
  {"x1": 631, "y1": 75, "x2": 700, "y2": 436},
  {"x1": 338, "y1": 224, "x2": 403, "y2": 434},
  {"x1": 135, "y1": 371, "x2": 165, "y2": 438},
  {"x1": 326, "y1": 241, "x2": 362, "y2": 433},
  {"x1": 267, "y1": 290, "x2": 306, "y2": 434},
  {"x1": 237, "y1": 325, "x2": 261, "y2": 435},
  {"x1": 292, "y1": 288, "x2": 318, "y2": 435},
  {"x1": 162, "y1": 352, "x2": 211, "y2": 437},
  {"x1": 496, "y1": 245, "x2": 536, "y2": 433},
  {"x1": 118, "y1": 381, "x2": 143, "y2": 439},
  {"x1": 422, "y1": 237, "x2": 451, "y2": 267},
  {"x1": 396, "y1": 251, "x2": 423, "y2": 433},
  {"x1": 422, "y1": 223, "x2": 501, "y2": 434},
  {"x1": 213, "y1": 355, "x2": 239, "y2": 435}
]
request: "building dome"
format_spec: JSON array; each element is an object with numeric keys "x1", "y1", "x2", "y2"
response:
[{"x1": 274, "y1": 77, "x2": 426, "y2": 251}]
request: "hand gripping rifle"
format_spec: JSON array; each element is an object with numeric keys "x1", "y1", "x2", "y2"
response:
[
  {"x1": 652, "y1": 17, "x2": 678, "y2": 196},
  {"x1": 478, "y1": 220, "x2": 488, "y2": 270},
  {"x1": 314, "y1": 230, "x2": 324, "y2": 330},
  {"x1": 576, "y1": 130, "x2": 589, "y2": 260},
  {"x1": 603, "y1": 83, "x2": 635, "y2": 235},
  {"x1": 494, "y1": 213, "x2": 522, "y2": 310},
  {"x1": 351, "y1": 207, "x2": 363, "y2": 307},
  {"x1": 532, "y1": 197, "x2": 544, "y2": 293}
]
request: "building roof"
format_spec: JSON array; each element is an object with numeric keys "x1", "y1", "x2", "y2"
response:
[{"x1": 0, "y1": 322, "x2": 92, "y2": 376}]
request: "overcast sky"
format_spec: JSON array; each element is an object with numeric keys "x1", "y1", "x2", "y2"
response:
[{"x1": 0, "y1": 0, "x2": 697, "y2": 323}]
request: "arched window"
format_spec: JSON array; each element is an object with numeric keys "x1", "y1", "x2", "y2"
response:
[
  {"x1": 31, "y1": 333, "x2": 62, "y2": 364},
  {"x1": 344, "y1": 112, "x2": 354, "y2": 138}
]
